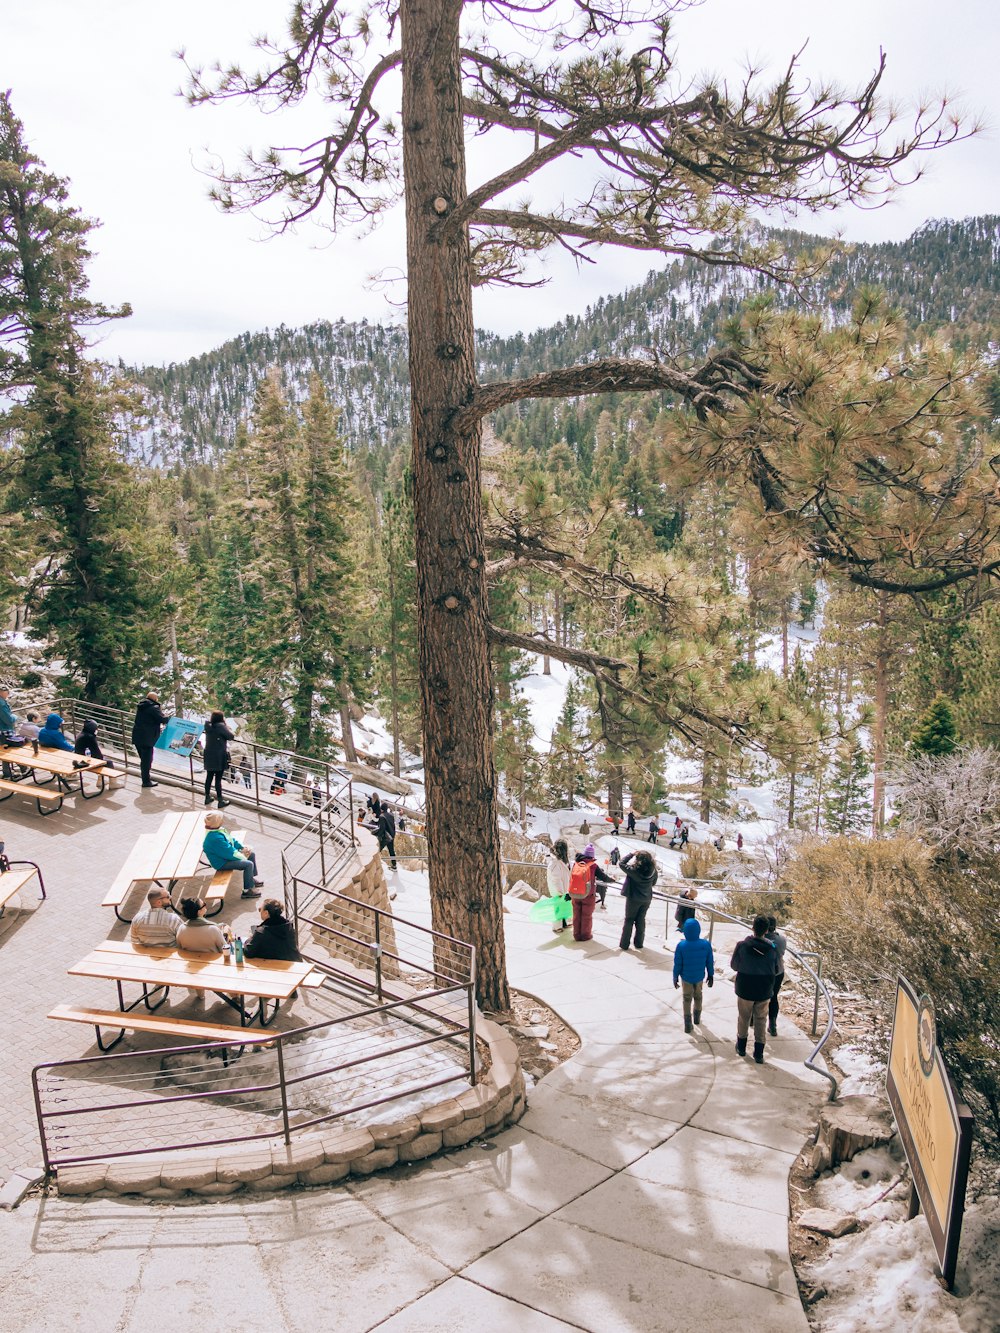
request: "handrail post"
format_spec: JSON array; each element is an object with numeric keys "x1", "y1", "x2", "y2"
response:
[
  {"x1": 318, "y1": 804, "x2": 327, "y2": 883},
  {"x1": 252, "y1": 742, "x2": 260, "y2": 811},
  {"x1": 467, "y1": 949, "x2": 478, "y2": 1086},
  {"x1": 374, "y1": 911, "x2": 383, "y2": 1002},
  {"x1": 812, "y1": 954, "x2": 822, "y2": 1037},
  {"x1": 276, "y1": 1035, "x2": 292, "y2": 1146}
]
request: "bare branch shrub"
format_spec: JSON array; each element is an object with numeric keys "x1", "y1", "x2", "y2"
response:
[{"x1": 891, "y1": 747, "x2": 1000, "y2": 861}]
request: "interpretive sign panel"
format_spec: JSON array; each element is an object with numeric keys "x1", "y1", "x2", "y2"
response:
[
  {"x1": 885, "y1": 976, "x2": 973, "y2": 1288},
  {"x1": 154, "y1": 716, "x2": 201, "y2": 758}
]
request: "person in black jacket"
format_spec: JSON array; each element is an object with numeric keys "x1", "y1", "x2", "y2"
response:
[
  {"x1": 203, "y1": 711, "x2": 235, "y2": 807},
  {"x1": 730, "y1": 915, "x2": 779, "y2": 1063},
  {"x1": 74, "y1": 719, "x2": 115, "y2": 767},
  {"x1": 626, "y1": 809, "x2": 636, "y2": 834},
  {"x1": 131, "y1": 692, "x2": 170, "y2": 787},
  {"x1": 243, "y1": 899, "x2": 302, "y2": 962},
  {"x1": 376, "y1": 807, "x2": 397, "y2": 869},
  {"x1": 618, "y1": 850, "x2": 657, "y2": 950}
]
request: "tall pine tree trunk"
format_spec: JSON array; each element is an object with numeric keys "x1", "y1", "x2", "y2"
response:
[
  {"x1": 339, "y1": 694, "x2": 358, "y2": 763},
  {"x1": 700, "y1": 748, "x2": 714, "y2": 823},
  {"x1": 606, "y1": 761, "x2": 625, "y2": 818},
  {"x1": 402, "y1": 0, "x2": 509, "y2": 1011}
]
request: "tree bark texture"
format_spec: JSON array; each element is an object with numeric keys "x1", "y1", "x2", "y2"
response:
[
  {"x1": 401, "y1": 0, "x2": 509, "y2": 1011},
  {"x1": 871, "y1": 595, "x2": 890, "y2": 834}
]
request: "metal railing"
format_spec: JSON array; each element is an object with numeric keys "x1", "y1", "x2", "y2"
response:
[
  {"x1": 32, "y1": 711, "x2": 480, "y2": 1173},
  {"x1": 656, "y1": 890, "x2": 838, "y2": 1101},
  {"x1": 45, "y1": 697, "x2": 357, "y2": 841}
]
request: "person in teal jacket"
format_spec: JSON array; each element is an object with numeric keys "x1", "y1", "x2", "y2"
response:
[
  {"x1": 202, "y1": 810, "x2": 262, "y2": 897},
  {"x1": 38, "y1": 712, "x2": 75, "y2": 751}
]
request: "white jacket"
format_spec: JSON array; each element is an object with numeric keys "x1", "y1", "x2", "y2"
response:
[{"x1": 546, "y1": 855, "x2": 570, "y2": 897}]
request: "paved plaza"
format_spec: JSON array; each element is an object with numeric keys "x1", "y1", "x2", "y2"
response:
[{"x1": 1, "y1": 782, "x2": 829, "y2": 1330}]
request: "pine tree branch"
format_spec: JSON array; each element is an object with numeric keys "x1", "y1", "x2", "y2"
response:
[
  {"x1": 455, "y1": 352, "x2": 761, "y2": 431},
  {"x1": 485, "y1": 529, "x2": 678, "y2": 612}
]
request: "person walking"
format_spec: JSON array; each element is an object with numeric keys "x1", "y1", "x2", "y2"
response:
[
  {"x1": 673, "y1": 918, "x2": 715, "y2": 1032},
  {"x1": 131, "y1": 692, "x2": 170, "y2": 787},
  {"x1": 765, "y1": 915, "x2": 787, "y2": 1036},
  {"x1": 568, "y1": 845, "x2": 600, "y2": 942},
  {"x1": 626, "y1": 809, "x2": 636, "y2": 835},
  {"x1": 546, "y1": 839, "x2": 571, "y2": 933},
  {"x1": 203, "y1": 711, "x2": 234, "y2": 808},
  {"x1": 737, "y1": 831, "x2": 744, "y2": 852},
  {"x1": 376, "y1": 805, "x2": 397, "y2": 870},
  {"x1": 679, "y1": 823, "x2": 689, "y2": 848},
  {"x1": 239, "y1": 754, "x2": 252, "y2": 789},
  {"x1": 618, "y1": 849, "x2": 657, "y2": 951},
  {"x1": 611, "y1": 810, "x2": 622, "y2": 835},
  {"x1": 647, "y1": 816, "x2": 659, "y2": 845},
  {"x1": 674, "y1": 885, "x2": 698, "y2": 930},
  {"x1": 730, "y1": 915, "x2": 779, "y2": 1063}
]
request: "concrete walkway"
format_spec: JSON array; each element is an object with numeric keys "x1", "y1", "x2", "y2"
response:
[{"x1": 1, "y1": 854, "x2": 829, "y2": 1332}]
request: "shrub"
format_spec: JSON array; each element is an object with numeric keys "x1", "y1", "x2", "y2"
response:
[
  {"x1": 20, "y1": 670, "x2": 43, "y2": 689},
  {"x1": 781, "y1": 834, "x2": 1000, "y2": 1158},
  {"x1": 680, "y1": 843, "x2": 723, "y2": 881}
]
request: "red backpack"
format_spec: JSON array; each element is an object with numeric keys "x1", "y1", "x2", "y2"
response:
[{"x1": 568, "y1": 860, "x2": 594, "y2": 898}]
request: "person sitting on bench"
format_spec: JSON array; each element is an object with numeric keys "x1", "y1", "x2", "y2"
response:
[
  {"x1": 74, "y1": 719, "x2": 114, "y2": 766},
  {"x1": 131, "y1": 886, "x2": 181, "y2": 947},
  {"x1": 244, "y1": 899, "x2": 302, "y2": 962},
  {"x1": 202, "y1": 811, "x2": 262, "y2": 899},
  {"x1": 176, "y1": 896, "x2": 228, "y2": 954},
  {"x1": 37, "y1": 712, "x2": 74, "y2": 751}
]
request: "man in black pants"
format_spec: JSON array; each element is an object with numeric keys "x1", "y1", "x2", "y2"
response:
[
  {"x1": 765, "y1": 915, "x2": 787, "y2": 1036},
  {"x1": 376, "y1": 806, "x2": 398, "y2": 870},
  {"x1": 131, "y1": 691, "x2": 170, "y2": 787}
]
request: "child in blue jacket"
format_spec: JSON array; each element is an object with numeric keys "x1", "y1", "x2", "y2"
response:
[{"x1": 673, "y1": 917, "x2": 714, "y2": 1033}]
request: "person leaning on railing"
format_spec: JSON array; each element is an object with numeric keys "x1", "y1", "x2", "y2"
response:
[{"x1": 202, "y1": 811, "x2": 262, "y2": 899}]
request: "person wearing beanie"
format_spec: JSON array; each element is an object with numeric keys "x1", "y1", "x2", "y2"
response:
[
  {"x1": 202, "y1": 810, "x2": 262, "y2": 898},
  {"x1": 567, "y1": 844, "x2": 616, "y2": 941},
  {"x1": 730, "y1": 914, "x2": 779, "y2": 1063}
]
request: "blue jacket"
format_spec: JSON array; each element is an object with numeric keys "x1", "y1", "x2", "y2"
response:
[
  {"x1": 673, "y1": 918, "x2": 715, "y2": 985},
  {"x1": 38, "y1": 712, "x2": 75, "y2": 751},
  {"x1": 202, "y1": 828, "x2": 244, "y2": 869},
  {"x1": 0, "y1": 696, "x2": 16, "y2": 732}
]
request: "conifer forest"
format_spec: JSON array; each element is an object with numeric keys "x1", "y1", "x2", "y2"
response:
[{"x1": 2, "y1": 0, "x2": 1000, "y2": 1126}]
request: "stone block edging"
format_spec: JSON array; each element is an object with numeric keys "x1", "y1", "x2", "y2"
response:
[{"x1": 56, "y1": 1019, "x2": 525, "y2": 1200}]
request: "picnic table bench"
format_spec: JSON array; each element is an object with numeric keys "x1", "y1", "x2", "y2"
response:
[
  {"x1": 102, "y1": 813, "x2": 246, "y2": 921},
  {"x1": 0, "y1": 743, "x2": 110, "y2": 807},
  {"x1": 47, "y1": 1003, "x2": 272, "y2": 1059},
  {"x1": 0, "y1": 860, "x2": 47, "y2": 918},
  {"x1": 0, "y1": 776, "x2": 65, "y2": 816}
]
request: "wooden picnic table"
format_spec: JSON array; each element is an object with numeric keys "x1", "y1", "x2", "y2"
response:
[
  {"x1": 103, "y1": 812, "x2": 246, "y2": 921},
  {"x1": 68, "y1": 937, "x2": 318, "y2": 1028},
  {"x1": 0, "y1": 742, "x2": 108, "y2": 814}
]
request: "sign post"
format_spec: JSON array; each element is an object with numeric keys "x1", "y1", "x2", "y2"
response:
[{"x1": 885, "y1": 976, "x2": 974, "y2": 1289}]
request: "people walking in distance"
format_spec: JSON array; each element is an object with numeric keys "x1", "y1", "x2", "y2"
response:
[
  {"x1": 546, "y1": 839, "x2": 571, "y2": 933},
  {"x1": 367, "y1": 791, "x2": 382, "y2": 818},
  {"x1": 673, "y1": 917, "x2": 715, "y2": 1033},
  {"x1": 239, "y1": 754, "x2": 252, "y2": 789},
  {"x1": 38, "y1": 712, "x2": 74, "y2": 751},
  {"x1": 765, "y1": 915, "x2": 787, "y2": 1036},
  {"x1": 202, "y1": 810, "x2": 262, "y2": 898},
  {"x1": 376, "y1": 805, "x2": 397, "y2": 870},
  {"x1": 203, "y1": 711, "x2": 235, "y2": 807},
  {"x1": 131, "y1": 691, "x2": 170, "y2": 787},
  {"x1": 674, "y1": 885, "x2": 698, "y2": 930},
  {"x1": 130, "y1": 886, "x2": 181, "y2": 947},
  {"x1": 737, "y1": 831, "x2": 744, "y2": 852},
  {"x1": 679, "y1": 823, "x2": 689, "y2": 848},
  {"x1": 618, "y1": 849, "x2": 657, "y2": 951},
  {"x1": 731, "y1": 914, "x2": 779, "y2": 1063},
  {"x1": 626, "y1": 809, "x2": 636, "y2": 834},
  {"x1": 647, "y1": 816, "x2": 659, "y2": 844},
  {"x1": 673, "y1": 816, "x2": 683, "y2": 837},
  {"x1": 611, "y1": 810, "x2": 622, "y2": 835},
  {"x1": 270, "y1": 761, "x2": 288, "y2": 796}
]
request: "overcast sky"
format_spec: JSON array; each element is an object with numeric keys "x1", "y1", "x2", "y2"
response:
[{"x1": 3, "y1": 0, "x2": 997, "y2": 367}]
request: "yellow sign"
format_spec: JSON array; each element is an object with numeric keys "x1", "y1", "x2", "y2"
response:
[{"x1": 886, "y1": 976, "x2": 973, "y2": 1288}]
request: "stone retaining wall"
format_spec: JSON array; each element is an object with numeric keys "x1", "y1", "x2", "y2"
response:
[{"x1": 55, "y1": 1020, "x2": 525, "y2": 1199}]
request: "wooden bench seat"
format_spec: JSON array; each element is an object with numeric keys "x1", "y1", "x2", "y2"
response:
[
  {"x1": 48, "y1": 1003, "x2": 271, "y2": 1058},
  {"x1": 0, "y1": 863, "x2": 46, "y2": 917},
  {"x1": 0, "y1": 777, "x2": 63, "y2": 815}
]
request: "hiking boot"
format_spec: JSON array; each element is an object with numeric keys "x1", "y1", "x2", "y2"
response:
[
  {"x1": 252, "y1": 879, "x2": 264, "y2": 888},
  {"x1": 753, "y1": 1043, "x2": 765, "y2": 1064},
  {"x1": 736, "y1": 1037, "x2": 747, "y2": 1057},
  {"x1": 217, "y1": 798, "x2": 231, "y2": 808},
  {"x1": 204, "y1": 796, "x2": 213, "y2": 805},
  {"x1": 684, "y1": 1017, "x2": 693, "y2": 1034},
  {"x1": 693, "y1": 1009, "x2": 702, "y2": 1025},
  {"x1": 768, "y1": 1020, "x2": 778, "y2": 1037},
  {"x1": 241, "y1": 888, "x2": 261, "y2": 899}
]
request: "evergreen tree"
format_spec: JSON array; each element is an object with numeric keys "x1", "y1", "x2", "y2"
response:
[
  {"x1": 375, "y1": 488, "x2": 422, "y2": 774},
  {"x1": 547, "y1": 680, "x2": 588, "y2": 808},
  {"x1": 1, "y1": 93, "x2": 167, "y2": 702},
  {"x1": 823, "y1": 737, "x2": 873, "y2": 834},
  {"x1": 910, "y1": 694, "x2": 960, "y2": 757}
]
